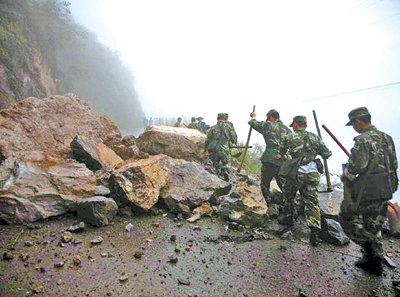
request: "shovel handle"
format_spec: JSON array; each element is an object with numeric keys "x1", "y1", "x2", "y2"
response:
[
  {"x1": 313, "y1": 110, "x2": 332, "y2": 191},
  {"x1": 238, "y1": 105, "x2": 255, "y2": 172}
]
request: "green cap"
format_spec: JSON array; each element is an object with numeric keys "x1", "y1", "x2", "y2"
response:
[
  {"x1": 290, "y1": 115, "x2": 307, "y2": 127},
  {"x1": 266, "y1": 109, "x2": 279, "y2": 118},
  {"x1": 346, "y1": 107, "x2": 370, "y2": 126},
  {"x1": 217, "y1": 113, "x2": 225, "y2": 119}
]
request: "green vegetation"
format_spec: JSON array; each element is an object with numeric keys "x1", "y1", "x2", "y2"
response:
[
  {"x1": 0, "y1": 0, "x2": 145, "y2": 129},
  {"x1": 232, "y1": 141, "x2": 264, "y2": 175}
]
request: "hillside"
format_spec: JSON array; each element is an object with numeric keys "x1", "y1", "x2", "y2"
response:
[{"x1": 0, "y1": 0, "x2": 144, "y2": 129}]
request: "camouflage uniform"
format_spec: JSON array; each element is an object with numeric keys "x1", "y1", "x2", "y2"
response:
[
  {"x1": 248, "y1": 112, "x2": 291, "y2": 201},
  {"x1": 205, "y1": 114, "x2": 236, "y2": 180},
  {"x1": 340, "y1": 108, "x2": 398, "y2": 266},
  {"x1": 224, "y1": 113, "x2": 238, "y2": 145},
  {"x1": 279, "y1": 116, "x2": 332, "y2": 230},
  {"x1": 188, "y1": 121, "x2": 201, "y2": 130}
]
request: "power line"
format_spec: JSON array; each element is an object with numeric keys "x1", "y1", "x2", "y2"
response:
[
  {"x1": 291, "y1": 81, "x2": 400, "y2": 105},
  {"x1": 350, "y1": 0, "x2": 384, "y2": 16},
  {"x1": 348, "y1": 0, "x2": 374, "y2": 11},
  {"x1": 363, "y1": 11, "x2": 400, "y2": 28}
]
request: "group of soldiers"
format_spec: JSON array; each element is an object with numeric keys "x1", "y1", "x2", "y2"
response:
[
  {"x1": 174, "y1": 117, "x2": 208, "y2": 134},
  {"x1": 204, "y1": 107, "x2": 398, "y2": 276}
]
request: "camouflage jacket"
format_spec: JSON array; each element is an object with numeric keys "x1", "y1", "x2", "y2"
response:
[
  {"x1": 346, "y1": 126, "x2": 398, "y2": 180},
  {"x1": 248, "y1": 119, "x2": 292, "y2": 165},
  {"x1": 225, "y1": 121, "x2": 238, "y2": 145},
  {"x1": 188, "y1": 122, "x2": 201, "y2": 130},
  {"x1": 280, "y1": 128, "x2": 332, "y2": 165},
  {"x1": 204, "y1": 122, "x2": 236, "y2": 153}
]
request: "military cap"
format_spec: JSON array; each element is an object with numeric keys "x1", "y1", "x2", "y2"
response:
[
  {"x1": 266, "y1": 109, "x2": 279, "y2": 118},
  {"x1": 289, "y1": 115, "x2": 307, "y2": 127},
  {"x1": 191, "y1": 117, "x2": 196, "y2": 121},
  {"x1": 217, "y1": 113, "x2": 225, "y2": 119},
  {"x1": 345, "y1": 107, "x2": 370, "y2": 126},
  {"x1": 224, "y1": 113, "x2": 229, "y2": 119}
]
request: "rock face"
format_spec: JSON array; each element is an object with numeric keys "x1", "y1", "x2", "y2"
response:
[
  {"x1": 0, "y1": 151, "x2": 97, "y2": 223},
  {"x1": 0, "y1": 94, "x2": 123, "y2": 159},
  {"x1": 71, "y1": 135, "x2": 123, "y2": 171},
  {"x1": 220, "y1": 181, "x2": 268, "y2": 227},
  {"x1": 136, "y1": 125, "x2": 207, "y2": 161},
  {"x1": 109, "y1": 155, "x2": 173, "y2": 211},
  {"x1": 159, "y1": 161, "x2": 231, "y2": 214}
]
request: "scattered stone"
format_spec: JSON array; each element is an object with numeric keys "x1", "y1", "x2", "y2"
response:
[
  {"x1": 19, "y1": 253, "x2": 29, "y2": 261},
  {"x1": 280, "y1": 231, "x2": 293, "y2": 241},
  {"x1": 91, "y1": 236, "x2": 103, "y2": 244},
  {"x1": 134, "y1": 252, "x2": 143, "y2": 259},
  {"x1": 26, "y1": 224, "x2": 41, "y2": 230},
  {"x1": 119, "y1": 275, "x2": 128, "y2": 282},
  {"x1": 73, "y1": 240, "x2": 82, "y2": 245},
  {"x1": 3, "y1": 253, "x2": 13, "y2": 260},
  {"x1": 61, "y1": 232, "x2": 73, "y2": 243},
  {"x1": 56, "y1": 280, "x2": 62, "y2": 286},
  {"x1": 152, "y1": 222, "x2": 160, "y2": 227},
  {"x1": 187, "y1": 213, "x2": 201, "y2": 223},
  {"x1": 167, "y1": 256, "x2": 178, "y2": 263},
  {"x1": 54, "y1": 261, "x2": 64, "y2": 268},
  {"x1": 101, "y1": 253, "x2": 108, "y2": 257},
  {"x1": 40, "y1": 267, "x2": 46, "y2": 273},
  {"x1": 125, "y1": 223, "x2": 134, "y2": 232},
  {"x1": 170, "y1": 235, "x2": 177, "y2": 242},
  {"x1": 178, "y1": 279, "x2": 190, "y2": 286},
  {"x1": 193, "y1": 226, "x2": 201, "y2": 231},
  {"x1": 25, "y1": 241, "x2": 34, "y2": 246},
  {"x1": 174, "y1": 247, "x2": 181, "y2": 253},
  {"x1": 67, "y1": 221, "x2": 86, "y2": 233},
  {"x1": 73, "y1": 255, "x2": 81, "y2": 266}
]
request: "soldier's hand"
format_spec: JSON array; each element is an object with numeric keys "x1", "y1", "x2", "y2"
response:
[{"x1": 250, "y1": 112, "x2": 256, "y2": 118}]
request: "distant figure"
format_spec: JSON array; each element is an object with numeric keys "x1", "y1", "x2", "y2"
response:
[
  {"x1": 159, "y1": 117, "x2": 165, "y2": 125},
  {"x1": 197, "y1": 117, "x2": 206, "y2": 134},
  {"x1": 149, "y1": 117, "x2": 153, "y2": 126},
  {"x1": 174, "y1": 117, "x2": 182, "y2": 127},
  {"x1": 188, "y1": 117, "x2": 201, "y2": 131}
]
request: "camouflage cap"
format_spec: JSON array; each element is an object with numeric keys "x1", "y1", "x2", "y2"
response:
[
  {"x1": 224, "y1": 113, "x2": 229, "y2": 119},
  {"x1": 191, "y1": 117, "x2": 196, "y2": 121},
  {"x1": 289, "y1": 115, "x2": 307, "y2": 127},
  {"x1": 266, "y1": 109, "x2": 279, "y2": 118},
  {"x1": 217, "y1": 113, "x2": 225, "y2": 119},
  {"x1": 345, "y1": 107, "x2": 370, "y2": 126}
]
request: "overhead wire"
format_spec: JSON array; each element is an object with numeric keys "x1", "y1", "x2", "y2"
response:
[
  {"x1": 363, "y1": 11, "x2": 400, "y2": 28},
  {"x1": 349, "y1": 0, "x2": 384, "y2": 16},
  {"x1": 289, "y1": 81, "x2": 400, "y2": 106}
]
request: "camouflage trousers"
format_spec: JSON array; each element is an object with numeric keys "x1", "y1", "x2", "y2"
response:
[
  {"x1": 260, "y1": 162, "x2": 284, "y2": 203},
  {"x1": 208, "y1": 149, "x2": 230, "y2": 175},
  {"x1": 282, "y1": 172, "x2": 321, "y2": 228},
  {"x1": 340, "y1": 197, "x2": 388, "y2": 254}
]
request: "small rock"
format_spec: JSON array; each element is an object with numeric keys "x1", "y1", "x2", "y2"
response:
[
  {"x1": 178, "y1": 279, "x2": 190, "y2": 286},
  {"x1": 67, "y1": 222, "x2": 86, "y2": 233},
  {"x1": 40, "y1": 267, "x2": 46, "y2": 273},
  {"x1": 56, "y1": 280, "x2": 62, "y2": 286},
  {"x1": 54, "y1": 261, "x2": 64, "y2": 268},
  {"x1": 134, "y1": 252, "x2": 142, "y2": 259},
  {"x1": 101, "y1": 253, "x2": 108, "y2": 257},
  {"x1": 25, "y1": 241, "x2": 34, "y2": 246},
  {"x1": 174, "y1": 247, "x2": 181, "y2": 253},
  {"x1": 170, "y1": 235, "x2": 176, "y2": 242},
  {"x1": 3, "y1": 253, "x2": 13, "y2": 260},
  {"x1": 91, "y1": 236, "x2": 103, "y2": 244},
  {"x1": 73, "y1": 240, "x2": 82, "y2": 245},
  {"x1": 125, "y1": 223, "x2": 134, "y2": 232},
  {"x1": 152, "y1": 222, "x2": 160, "y2": 227},
  {"x1": 61, "y1": 232, "x2": 73, "y2": 243},
  {"x1": 19, "y1": 253, "x2": 29, "y2": 262},
  {"x1": 167, "y1": 256, "x2": 178, "y2": 263},
  {"x1": 73, "y1": 255, "x2": 81, "y2": 266},
  {"x1": 119, "y1": 275, "x2": 128, "y2": 282}
]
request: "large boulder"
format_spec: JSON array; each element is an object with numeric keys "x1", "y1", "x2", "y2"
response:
[
  {"x1": 136, "y1": 125, "x2": 207, "y2": 161},
  {"x1": 0, "y1": 151, "x2": 98, "y2": 223},
  {"x1": 70, "y1": 135, "x2": 123, "y2": 171},
  {"x1": 159, "y1": 161, "x2": 231, "y2": 214},
  {"x1": 0, "y1": 93, "x2": 124, "y2": 159},
  {"x1": 109, "y1": 154, "x2": 173, "y2": 211},
  {"x1": 220, "y1": 181, "x2": 268, "y2": 227},
  {"x1": 76, "y1": 196, "x2": 118, "y2": 227}
]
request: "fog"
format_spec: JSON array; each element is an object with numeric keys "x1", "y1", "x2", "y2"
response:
[{"x1": 69, "y1": 0, "x2": 400, "y2": 203}]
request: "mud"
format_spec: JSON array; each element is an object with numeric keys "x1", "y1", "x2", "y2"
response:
[{"x1": 0, "y1": 212, "x2": 400, "y2": 297}]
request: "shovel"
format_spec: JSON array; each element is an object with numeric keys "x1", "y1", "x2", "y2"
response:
[
  {"x1": 237, "y1": 106, "x2": 255, "y2": 172},
  {"x1": 312, "y1": 110, "x2": 333, "y2": 193}
]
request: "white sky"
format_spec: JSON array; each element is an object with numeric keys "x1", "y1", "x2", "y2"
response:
[{"x1": 69, "y1": 0, "x2": 400, "y2": 203}]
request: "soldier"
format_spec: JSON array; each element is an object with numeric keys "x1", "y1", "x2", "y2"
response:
[
  {"x1": 197, "y1": 117, "x2": 206, "y2": 134},
  {"x1": 174, "y1": 117, "x2": 182, "y2": 127},
  {"x1": 224, "y1": 113, "x2": 237, "y2": 145},
  {"x1": 188, "y1": 117, "x2": 201, "y2": 130},
  {"x1": 340, "y1": 107, "x2": 398, "y2": 275},
  {"x1": 278, "y1": 115, "x2": 332, "y2": 246},
  {"x1": 248, "y1": 109, "x2": 292, "y2": 203},
  {"x1": 204, "y1": 113, "x2": 236, "y2": 182}
]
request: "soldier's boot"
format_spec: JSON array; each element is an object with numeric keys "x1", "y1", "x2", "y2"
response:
[
  {"x1": 309, "y1": 227, "x2": 321, "y2": 247},
  {"x1": 277, "y1": 214, "x2": 294, "y2": 227},
  {"x1": 355, "y1": 242, "x2": 383, "y2": 276},
  {"x1": 370, "y1": 242, "x2": 397, "y2": 269}
]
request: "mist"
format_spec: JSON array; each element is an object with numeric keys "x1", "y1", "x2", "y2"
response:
[{"x1": 68, "y1": 0, "x2": 400, "y2": 203}]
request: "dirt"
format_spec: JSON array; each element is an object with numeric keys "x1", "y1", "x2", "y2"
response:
[{"x1": 1, "y1": 212, "x2": 400, "y2": 297}]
